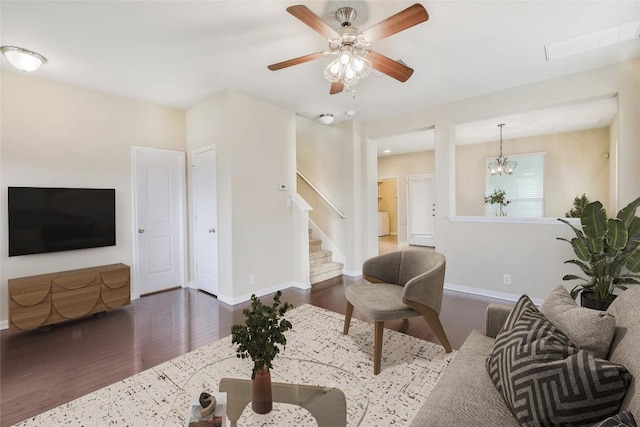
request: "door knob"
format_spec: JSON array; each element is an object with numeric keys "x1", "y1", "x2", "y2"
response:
[
  {"x1": 138, "y1": 229, "x2": 145, "y2": 234},
  {"x1": 209, "y1": 228, "x2": 216, "y2": 233}
]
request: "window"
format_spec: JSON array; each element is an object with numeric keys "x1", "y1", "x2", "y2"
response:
[{"x1": 486, "y1": 153, "x2": 545, "y2": 217}]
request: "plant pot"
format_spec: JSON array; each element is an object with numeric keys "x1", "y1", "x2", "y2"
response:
[
  {"x1": 251, "y1": 367, "x2": 272, "y2": 414},
  {"x1": 580, "y1": 290, "x2": 617, "y2": 311}
]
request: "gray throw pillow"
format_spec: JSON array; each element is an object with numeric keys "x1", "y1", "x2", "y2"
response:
[
  {"x1": 540, "y1": 285, "x2": 616, "y2": 359},
  {"x1": 486, "y1": 295, "x2": 631, "y2": 427}
]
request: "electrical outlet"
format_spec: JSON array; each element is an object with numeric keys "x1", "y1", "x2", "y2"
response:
[
  {"x1": 249, "y1": 274, "x2": 255, "y2": 286},
  {"x1": 503, "y1": 274, "x2": 511, "y2": 285}
]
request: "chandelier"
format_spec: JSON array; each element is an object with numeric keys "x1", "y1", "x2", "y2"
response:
[
  {"x1": 488, "y1": 123, "x2": 517, "y2": 175},
  {"x1": 324, "y1": 45, "x2": 372, "y2": 89}
]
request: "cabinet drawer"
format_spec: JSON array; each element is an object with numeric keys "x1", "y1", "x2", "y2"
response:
[
  {"x1": 101, "y1": 266, "x2": 130, "y2": 290},
  {"x1": 52, "y1": 272, "x2": 101, "y2": 292},
  {"x1": 9, "y1": 278, "x2": 51, "y2": 307},
  {"x1": 51, "y1": 286, "x2": 101, "y2": 322},
  {"x1": 10, "y1": 302, "x2": 52, "y2": 332},
  {"x1": 101, "y1": 285, "x2": 130, "y2": 309}
]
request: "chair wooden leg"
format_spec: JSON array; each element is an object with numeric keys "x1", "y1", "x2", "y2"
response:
[
  {"x1": 404, "y1": 299, "x2": 453, "y2": 353},
  {"x1": 374, "y1": 321, "x2": 384, "y2": 375},
  {"x1": 343, "y1": 301, "x2": 354, "y2": 335}
]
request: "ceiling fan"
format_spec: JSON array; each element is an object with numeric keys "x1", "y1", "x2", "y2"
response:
[{"x1": 267, "y1": 3, "x2": 429, "y2": 95}]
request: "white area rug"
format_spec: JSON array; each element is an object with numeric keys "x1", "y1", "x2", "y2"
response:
[{"x1": 14, "y1": 304, "x2": 455, "y2": 426}]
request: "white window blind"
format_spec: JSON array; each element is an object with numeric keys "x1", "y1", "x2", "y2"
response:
[{"x1": 485, "y1": 153, "x2": 545, "y2": 217}]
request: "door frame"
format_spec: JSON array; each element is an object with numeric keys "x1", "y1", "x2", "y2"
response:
[
  {"x1": 131, "y1": 146, "x2": 187, "y2": 299},
  {"x1": 190, "y1": 145, "x2": 219, "y2": 295},
  {"x1": 377, "y1": 176, "x2": 399, "y2": 239},
  {"x1": 406, "y1": 173, "x2": 436, "y2": 247}
]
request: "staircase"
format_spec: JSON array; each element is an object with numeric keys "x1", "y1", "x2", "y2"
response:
[{"x1": 309, "y1": 230, "x2": 344, "y2": 285}]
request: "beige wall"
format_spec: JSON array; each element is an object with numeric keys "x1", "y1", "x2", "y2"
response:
[
  {"x1": 456, "y1": 127, "x2": 610, "y2": 217},
  {"x1": 361, "y1": 60, "x2": 640, "y2": 302},
  {"x1": 296, "y1": 117, "x2": 359, "y2": 272},
  {"x1": 0, "y1": 71, "x2": 186, "y2": 324},
  {"x1": 377, "y1": 151, "x2": 435, "y2": 242},
  {"x1": 186, "y1": 91, "x2": 296, "y2": 303}
]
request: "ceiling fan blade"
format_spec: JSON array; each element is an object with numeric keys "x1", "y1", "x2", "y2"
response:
[
  {"x1": 330, "y1": 81, "x2": 344, "y2": 95},
  {"x1": 268, "y1": 52, "x2": 325, "y2": 71},
  {"x1": 286, "y1": 5, "x2": 339, "y2": 40},
  {"x1": 368, "y1": 51, "x2": 414, "y2": 82},
  {"x1": 362, "y1": 3, "x2": 429, "y2": 43}
]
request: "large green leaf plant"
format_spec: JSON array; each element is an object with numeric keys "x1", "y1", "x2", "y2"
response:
[
  {"x1": 558, "y1": 196, "x2": 640, "y2": 300},
  {"x1": 231, "y1": 291, "x2": 293, "y2": 379}
]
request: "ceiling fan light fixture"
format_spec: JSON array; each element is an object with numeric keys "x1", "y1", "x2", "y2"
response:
[
  {"x1": 319, "y1": 113, "x2": 334, "y2": 125},
  {"x1": 0, "y1": 46, "x2": 47, "y2": 72},
  {"x1": 324, "y1": 48, "x2": 371, "y2": 89}
]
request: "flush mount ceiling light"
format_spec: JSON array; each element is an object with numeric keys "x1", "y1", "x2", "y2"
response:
[
  {"x1": 0, "y1": 46, "x2": 47, "y2": 72},
  {"x1": 319, "y1": 113, "x2": 334, "y2": 125},
  {"x1": 488, "y1": 124, "x2": 517, "y2": 175}
]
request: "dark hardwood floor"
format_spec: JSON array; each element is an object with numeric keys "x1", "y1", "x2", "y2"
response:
[{"x1": 0, "y1": 276, "x2": 510, "y2": 427}]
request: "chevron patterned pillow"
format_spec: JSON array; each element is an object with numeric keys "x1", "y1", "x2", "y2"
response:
[{"x1": 486, "y1": 295, "x2": 632, "y2": 426}]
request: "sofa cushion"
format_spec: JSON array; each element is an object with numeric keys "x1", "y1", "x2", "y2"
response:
[
  {"x1": 540, "y1": 285, "x2": 616, "y2": 359},
  {"x1": 409, "y1": 330, "x2": 519, "y2": 427},
  {"x1": 487, "y1": 295, "x2": 632, "y2": 426},
  {"x1": 592, "y1": 411, "x2": 637, "y2": 427}
]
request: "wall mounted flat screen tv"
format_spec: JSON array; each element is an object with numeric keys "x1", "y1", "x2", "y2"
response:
[{"x1": 8, "y1": 187, "x2": 116, "y2": 257}]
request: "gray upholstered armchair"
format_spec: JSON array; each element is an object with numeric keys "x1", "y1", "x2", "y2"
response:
[{"x1": 343, "y1": 249, "x2": 452, "y2": 374}]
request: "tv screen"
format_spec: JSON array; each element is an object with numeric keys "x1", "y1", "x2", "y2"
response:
[{"x1": 8, "y1": 187, "x2": 116, "y2": 257}]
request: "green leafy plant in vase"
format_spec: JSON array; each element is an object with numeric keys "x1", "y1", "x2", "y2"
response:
[
  {"x1": 565, "y1": 193, "x2": 590, "y2": 218},
  {"x1": 558, "y1": 196, "x2": 640, "y2": 310},
  {"x1": 484, "y1": 189, "x2": 511, "y2": 217},
  {"x1": 231, "y1": 291, "x2": 293, "y2": 414}
]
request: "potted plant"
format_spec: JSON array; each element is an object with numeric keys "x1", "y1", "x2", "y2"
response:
[
  {"x1": 231, "y1": 291, "x2": 293, "y2": 414},
  {"x1": 565, "y1": 193, "x2": 590, "y2": 218},
  {"x1": 484, "y1": 189, "x2": 511, "y2": 217},
  {"x1": 558, "y1": 196, "x2": 640, "y2": 310}
]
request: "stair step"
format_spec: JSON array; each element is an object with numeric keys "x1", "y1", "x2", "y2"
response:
[
  {"x1": 309, "y1": 250, "x2": 333, "y2": 266},
  {"x1": 310, "y1": 262, "x2": 344, "y2": 285},
  {"x1": 309, "y1": 238, "x2": 322, "y2": 252}
]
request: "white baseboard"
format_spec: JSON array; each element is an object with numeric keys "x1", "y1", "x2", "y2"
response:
[
  {"x1": 343, "y1": 269, "x2": 362, "y2": 277},
  {"x1": 217, "y1": 281, "x2": 304, "y2": 306},
  {"x1": 444, "y1": 282, "x2": 542, "y2": 306},
  {"x1": 0, "y1": 320, "x2": 8, "y2": 330},
  {"x1": 185, "y1": 280, "x2": 197, "y2": 290}
]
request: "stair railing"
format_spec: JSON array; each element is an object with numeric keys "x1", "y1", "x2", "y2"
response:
[{"x1": 296, "y1": 170, "x2": 347, "y2": 219}]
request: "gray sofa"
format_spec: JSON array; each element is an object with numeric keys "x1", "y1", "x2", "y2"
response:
[{"x1": 410, "y1": 287, "x2": 640, "y2": 426}]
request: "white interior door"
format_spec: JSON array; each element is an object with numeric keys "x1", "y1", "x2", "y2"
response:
[
  {"x1": 193, "y1": 146, "x2": 219, "y2": 296},
  {"x1": 133, "y1": 147, "x2": 186, "y2": 296},
  {"x1": 407, "y1": 174, "x2": 436, "y2": 247}
]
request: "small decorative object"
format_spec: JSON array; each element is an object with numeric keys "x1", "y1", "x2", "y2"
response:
[
  {"x1": 198, "y1": 392, "x2": 217, "y2": 417},
  {"x1": 484, "y1": 189, "x2": 511, "y2": 217},
  {"x1": 187, "y1": 392, "x2": 222, "y2": 426},
  {"x1": 558, "y1": 196, "x2": 640, "y2": 310},
  {"x1": 565, "y1": 193, "x2": 590, "y2": 218},
  {"x1": 231, "y1": 291, "x2": 293, "y2": 414}
]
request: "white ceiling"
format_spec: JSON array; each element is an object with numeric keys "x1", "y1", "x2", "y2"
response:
[{"x1": 1, "y1": 1, "x2": 638, "y2": 130}]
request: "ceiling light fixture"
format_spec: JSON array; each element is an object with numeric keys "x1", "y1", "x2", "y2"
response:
[
  {"x1": 319, "y1": 113, "x2": 334, "y2": 125},
  {"x1": 0, "y1": 46, "x2": 47, "y2": 72},
  {"x1": 324, "y1": 46, "x2": 372, "y2": 89},
  {"x1": 488, "y1": 124, "x2": 517, "y2": 175},
  {"x1": 323, "y1": 7, "x2": 372, "y2": 90}
]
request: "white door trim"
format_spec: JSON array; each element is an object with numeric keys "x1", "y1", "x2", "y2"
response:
[
  {"x1": 131, "y1": 146, "x2": 187, "y2": 299},
  {"x1": 191, "y1": 144, "x2": 219, "y2": 295}
]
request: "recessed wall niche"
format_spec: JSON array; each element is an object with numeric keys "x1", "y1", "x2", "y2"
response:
[{"x1": 455, "y1": 97, "x2": 617, "y2": 218}]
